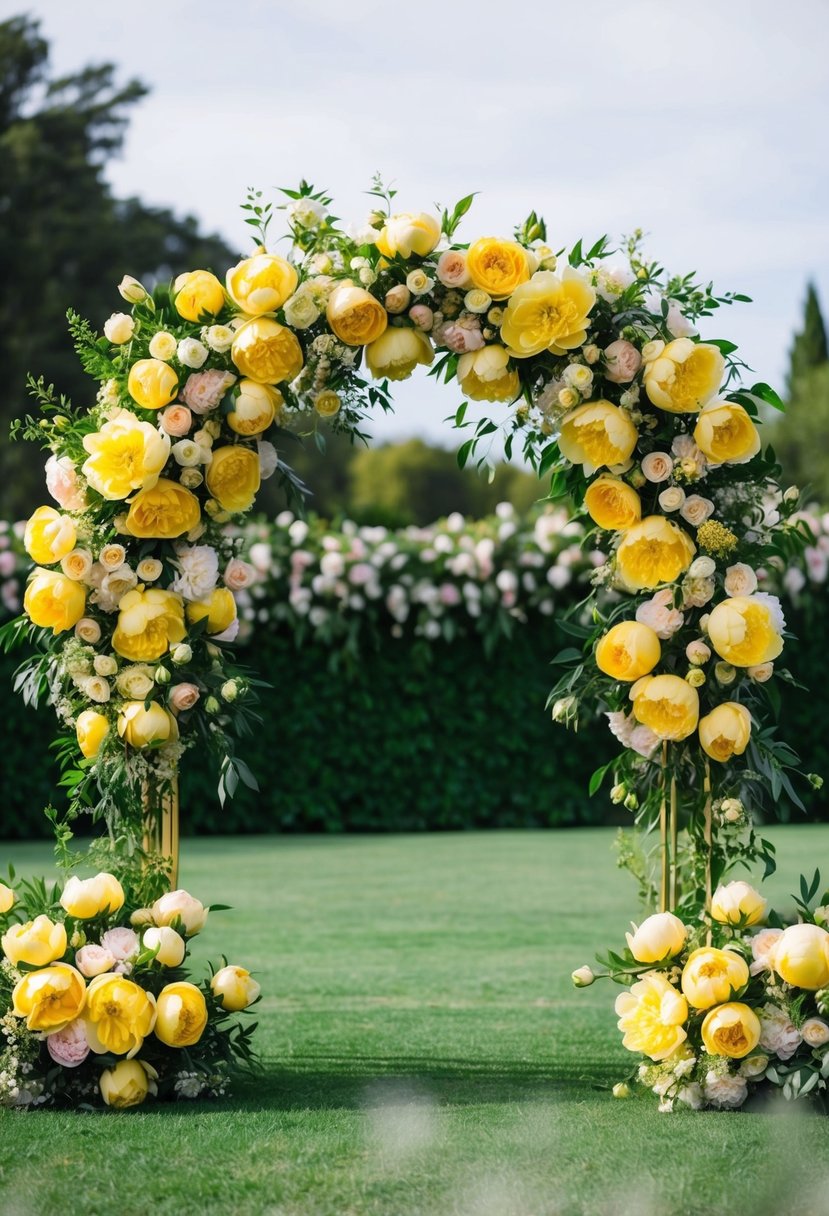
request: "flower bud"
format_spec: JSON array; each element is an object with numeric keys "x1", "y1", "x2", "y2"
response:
[
  {"x1": 221, "y1": 680, "x2": 238, "y2": 702},
  {"x1": 572, "y1": 965, "x2": 596, "y2": 988},
  {"x1": 714, "y1": 661, "x2": 737, "y2": 686},
  {"x1": 205, "y1": 696, "x2": 220, "y2": 715},
  {"x1": 624, "y1": 792, "x2": 639, "y2": 811},
  {"x1": 154, "y1": 666, "x2": 171, "y2": 685},
  {"x1": 171, "y1": 644, "x2": 192, "y2": 666},
  {"x1": 118, "y1": 275, "x2": 148, "y2": 304},
  {"x1": 610, "y1": 783, "x2": 626, "y2": 805},
  {"x1": 612, "y1": 1082, "x2": 631, "y2": 1099}
]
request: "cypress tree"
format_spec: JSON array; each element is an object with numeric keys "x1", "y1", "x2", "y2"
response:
[{"x1": 788, "y1": 282, "x2": 828, "y2": 393}]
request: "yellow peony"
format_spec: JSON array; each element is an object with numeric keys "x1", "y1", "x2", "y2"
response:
[
  {"x1": 0, "y1": 883, "x2": 14, "y2": 914},
  {"x1": 456, "y1": 345, "x2": 520, "y2": 403},
  {"x1": 12, "y1": 964, "x2": 86, "y2": 1033},
  {"x1": 210, "y1": 965, "x2": 261, "y2": 1012},
  {"x1": 76, "y1": 709, "x2": 110, "y2": 759},
  {"x1": 231, "y1": 317, "x2": 304, "y2": 383},
  {"x1": 205, "y1": 445, "x2": 261, "y2": 513},
  {"x1": 366, "y1": 327, "x2": 434, "y2": 381},
  {"x1": 583, "y1": 475, "x2": 641, "y2": 531},
  {"x1": 100, "y1": 1059, "x2": 154, "y2": 1108},
  {"x1": 226, "y1": 253, "x2": 298, "y2": 316},
  {"x1": 154, "y1": 981, "x2": 208, "y2": 1047},
  {"x1": 60, "y1": 872, "x2": 124, "y2": 919},
  {"x1": 125, "y1": 478, "x2": 201, "y2": 539},
  {"x1": 615, "y1": 516, "x2": 696, "y2": 591},
  {"x1": 625, "y1": 912, "x2": 687, "y2": 963},
  {"x1": 772, "y1": 923, "x2": 829, "y2": 990},
  {"x1": 2, "y1": 914, "x2": 67, "y2": 967},
  {"x1": 186, "y1": 587, "x2": 236, "y2": 635},
  {"x1": 698, "y1": 702, "x2": 752, "y2": 762},
  {"x1": 681, "y1": 946, "x2": 749, "y2": 1010},
  {"x1": 701, "y1": 1002, "x2": 761, "y2": 1059},
  {"x1": 706, "y1": 596, "x2": 784, "y2": 667},
  {"x1": 112, "y1": 587, "x2": 185, "y2": 662},
  {"x1": 629, "y1": 674, "x2": 699, "y2": 741},
  {"x1": 85, "y1": 974, "x2": 157, "y2": 1056},
  {"x1": 500, "y1": 268, "x2": 596, "y2": 357},
  {"x1": 559, "y1": 401, "x2": 638, "y2": 472},
  {"x1": 82, "y1": 409, "x2": 171, "y2": 500},
  {"x1": 24, "y1": 568, "x2": 87, "y2": 634},
  {"x1": 595, "y1": 620, "x2": 661, "y2": 682},
  {"x1": 614, "y1": 971, "x2": 688, "y2": 1061},
  {"x1": 375, "y1": 212, "x2": 441, "y2": 259},
  {"x1": 117, "y1": 700, "x2": 179, "y2": 748},
  {"x1": 711, "y1": 880, "x2": 766, "y2": 927},
  {"x1": 326, "y1": 284, "x2": 388, "y2": 347},
  {"x1": 466, "y1": 237, "x2": 531, "y2": 300},
  {"x1": 643, "y1": 339, "x2": 724, "y2": 413},
  {"x1": 227, "y1": 380, "x2": 282, "y2": 436},
  {"x1": 173, "y1": 269, "x2": 225, "y2": 321},
  {"x1": 24, "y1": 506, "x2": 77, "y2": 565},
  {"x1": 127, "y1": 358, "x2": 179, "y2": 411},
  {"x1": 693, "y1": 401, "x2": 761, "y2": 465}
]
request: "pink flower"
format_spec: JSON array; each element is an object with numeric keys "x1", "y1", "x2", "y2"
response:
[
  {"x1": 159, "y1": 405, "x2": 193, "y2": 436},
  {"x1": 46, "y1": 1019, "x2": 90, "y2": 1068},
  {"x1": 635, "y1": 588, "x2": 684, "y2": 639},
  {"x1": 100, "y1": 926, "x2": 139, "y2": 963},
  {"x1": 603, "y1": 340, "x2": 642, "y2": 384},
  {"x1": 224, "y1": 558, "x2": 256, "y2": 591},
  {"x1": 640, "y1": 452, "x2": 673, "y2": 483},
  {"x1": 169, "y1": 682, "x2": 200, "y2": 714},
  {"x1": 439, "y1": 320, "x2": 485, "y2": 354},
  {"x1": 439, "y1": 582, "x2": 462, "y2": 606},
  {"x1": 75, "y1": 944, "x2": 116, "y2": 978},
  {"x1": 0, "y1": 551, "x2": 15, "y2": 576},
  {"x1": 409, "y1": 304, "x2": 434, "y2": 331},
  {"x1": 45, "y1": 454, "x2": 87, "y2": 511},
  {"x1": 436, "y1": 250, "x2": 472, "y2": 289},
  {"x1": 348, "y1": 562, "x2": 374, "y2": 587},
  {"x1": 213, "y1": 618, "x2": 240, "y2": 643},
  {"x1": 180, "y1": 370, "x2": 236, "y2": 415}
]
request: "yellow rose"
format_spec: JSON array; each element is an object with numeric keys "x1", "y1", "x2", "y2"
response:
[
  {"x1": 643, "y1": 339, "x2": 724, "y2": 413},
  {"x1": 614, "y1": 971, "x2": 688, "y2": 1061},
  {"x1": 615, "y1": 516, "x2": 696, "y2": 591},
  {"x1": 456, "y1": 345, "x2": 520, "y2": 403},
  {"x1": 76, "y1": 708, "x2": 109, "y2": 759},
  {"x1": 595, "y1": 620, "x2": 661, "y2": 682},
  {"x1": 112, "y1": 587, "x2": 185, "y2": 662},
  {"x1": 226, "y1": 253, "x2": 298, "y2": 316},
  {"x1": 24, "y1": 568, "x2": 87, "y2": 634},
  {"x1": 500, "y1": 268, "x2": 596, "y2": 357},
  {"x1": 706, "y1": 596, "x2": 784, "y2": 667},
  {"x1": 0, "y1": 882, "x2": 14, "y2": 914},
  {"x1": 326, "y1": 284, "x2": 388, "y2": 347},
  {"x1": 625, "y1": 911, "x2": 687, "y2": 963},
  {"x1": 82, "y1": 409, "x2": 171, "y2": 500},
  {"x1": 366, "y1": 328, "x2": 434, "y2": 381},
  {"x1": 127, "y1": 358, "x2": 179, "y2": 411},
  {"x1": 125, "y1": 478, "x2": 201, "y2": 540},
  {"x1": 152, "y1": 889, "x2": 208, "y2": 935},
  {"x1": 12, "y1": 964, "x2": 86, "y2": 1033},
  {"x1": 231, "y1": 317, "x2": 304, "y2": 383},
  {"x1": 375, "y1": 212, "x2": 441, "y2": 258},
  {"x1": 117, "y1": 701, "x2": 179, "y2": 749},
  {"x1": 142, "y1": 926, "x2": 186, "y2": 967},
  {"x1": 711, "y1": 880, "x2": 766, "y2": 927},
  {"x1": 24, "y1": 506, "x2": 77, "y2": 565},
  {"x1": 559, "y1": 401, "x2": 638, "y2": 472},
  {"x1": 629, "y1": 674, "x2": 699, "y2": 741},
  {"x1": 227, "y1": 380, "x2": 282, "y2": 436},
  {"x1": 772, "y1": 923, "x2": 829, "y2": 989},
  {"x1": 186, "y1": 587, "x2": 237, "y2": 635},
  {"x1": 60, "y1": 872, "x2": 124, "y2": 919},
  {"x1": 701, "y1": 1002, "x2": 761, "y2": 1059},
  {"x1": 583, "y1": 475, "x2": 641, "y2": 531},
  {"x1": 699, "y1": 702, "x2": 752, "y2": 762},
  {"x1": 2, "y1": 914, "x2": 67, "y2": 967},
  {"x1": 693, "y1": 401, "x2": 761, "y2": 465},
  {"x1": 314, "y1": 390, "x2": 341, "y2": 418},
  {"x1": 681, "y1": 946, "x2": 749, "y2": 1010},
  {"x1": 205, "y1": 446, "x2": 261, "y2": 513},
  {"x1": 173, "y1": 269, "x2": 226, "y2": 321},
  {"x1": 210, "y1": 964, "x2": 261, "y2": 1012},
  {"x1": 466, "y1": 237, "x2": 531, "y2": 300},
  {"x1": 85, "y1": 974, "x2": 157, "y2": 1056},
  {"x1": 100, "y1": 1059, "x2": 154, "y2": 1108},
  {"x1": 154, "y1": 981, "x2": 208, "y2": 1047}
]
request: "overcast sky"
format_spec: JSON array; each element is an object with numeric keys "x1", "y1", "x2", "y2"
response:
[{"x1": 29, "y1": 0, "x2": 829, "y2": 445}]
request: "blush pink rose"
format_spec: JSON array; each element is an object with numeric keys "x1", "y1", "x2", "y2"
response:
[
  {"x1": 169, "y1": 682, "x2": 200, "y2": 714},
  {"x1": 409, "y1": 304, "x2": 434, "y2": 331},
  {"x1": 603, "y1": 340, "x2": 642, "y2": 384},
  {"x1": 100, "y1": 926, "x2": 139, "y2": 963},
  {"x1": 181, "y1": 370, "x2": 236, "y2": 415},
  {"x1": 75, "y1": 944, "x2": 116, "y2": 978},
  {"x1": 159, "y1": 405, "x2": 193, "y2": 436},
  {"x1": 436, "y1": 250, "x2": 472, "y2": 289},
  {"x1": 635, "y1": 588, "x2": 684, "y2": 639},
  {"x1": 440, "y1": 321, "x2": 485, "y2": 354},
  {"x1": 224, "y1": 558, "x2": 257, "y2": 590},
  {"x1": 46, "y1": 1018, "x2": 90, "y2": 1068},
  {"x1": 45, "y1": 454, "x2": 87, "y2": 511}
]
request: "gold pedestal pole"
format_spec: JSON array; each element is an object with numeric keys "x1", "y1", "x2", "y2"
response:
[{"x1": 142, "y1": 776, "x2": 180, "y2": 888}]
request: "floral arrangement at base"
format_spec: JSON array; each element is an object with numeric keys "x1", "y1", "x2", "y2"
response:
[{"x1": 0, "y1": 868, "x2": 259, "y2": 1109}]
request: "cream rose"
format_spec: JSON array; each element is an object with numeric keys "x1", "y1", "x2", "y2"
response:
[{"x1": 641, "y1": 452, "x2": 673, "y2": 483}]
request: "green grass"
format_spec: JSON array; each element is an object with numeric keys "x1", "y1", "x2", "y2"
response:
[{"x1": 2, "y1": 827, "x2": 829, "y2": 1215}]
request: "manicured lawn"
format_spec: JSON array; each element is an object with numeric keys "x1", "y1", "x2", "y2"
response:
[{"x1": 2, "y1": 827, "x2": 829, "y2": 1216}]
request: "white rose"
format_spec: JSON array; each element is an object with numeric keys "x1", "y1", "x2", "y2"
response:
[
  {"x1": 115, "y1": 664, "x2": 155, "y2": 699},
  {"x1": 171, "y1": 544, "x2": 219, "y2": 602},
  {"x1": 93, "y1": 654, "x2": 118, "y2": 677},
  {"x1": 689, "y1": 556, "x2": 716, "y2": 579},
  {"x1": 149, "y1": 331, "x2": 177, "y2": 361},
  {"x1": 136, "y1": 558, "x2": 163, "y2": 582},
  {"x1": 747, "y1": 662, "x2": 774, "y2": 683},
  {"x1": 641, "y1": 452, "x2": 673, "y2": 483},
  {"x1": 563, "y1": 364, "x2": 594, "y2": 395},
  {"x1": 635, "y1": 588, "x2": 684, "y2": 639},
  {"x1": 74, "y1": 617, "x2": 101, "y2": 645},
  {"x1": 680, "y1": 496, "x2": 715, "y2": 526},
  {"x1": 177, "y1": 338, "x2": 209, "y2": 369},
  {"x1": 61, "y1": 548, "x2": 94, "y2": 581},
  {"x1": 724, "y1": 562, "x2": 758, "y2": 597},
  {"x1": 283, "y1": 290, "x2": 320, "y2": 329},
  {"x1": 759, "y1": 1003, "x2": 802, "y2": 1059},
  {"x1": 665, "y1": 300, "x2": 697, "y2": 338},
  {"x1": 171, "y1": 439, "x2": 203, "y2": 467},
  {"x1": 82, "y1": 675, "x2": 111, "y2": 703},
  {"x1": 703, "y1": 1071, "x2": 747, "y2": 1110},
  {"x1": 464, "y1": 289, "x2": 491, "y2": 314},
  {"x1": 658, "y1": 486, "x2": 686, "y2": 512},
  {"x1": 104, "y1": 313, "x2": 135, "y2": 344},
  {"x1": 802, "y1": 1017, "x2": 829, "y2": 1048},
  {"x1": 406, "y1": 269, "x2": 433, "y2": 296},
  {"x1": 203, "y1": 324, "x2": 234, "y2": 352}
]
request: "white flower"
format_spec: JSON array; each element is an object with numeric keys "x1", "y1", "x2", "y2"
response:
[
  {"x1": 118, "y1": 275, "x2": 147, "y2": 304},
  {"x1": 641, "y1": 452, "x2": 673, "y2": 483},
  {"x1": 171, "y1": 544, "x2": 219, "y2": 602},
  {"x1": 171, "y1": 439, "x2": 204, "y2": 467},
  {"x1": 665, "y1": 300, "x2": 697, "y2": 338},
  {"x1": 93, "y1": 654, "x2": 118, "y2": 677},
  {"x1": 257, "y1": 441, "x2": 279, "y2": 480},
  {"x1": 595, "y1": 263, "x2": 635, "y2": 301},
  {"x1": 680, "y1": 495, "x2": 715, "y2": 527},
  {"x1": 202, "y1": 324, "x2": 234, "y2": 352},
  {"x1": 82, "y1": 676, "x2": 111, "y2": 703},
  {"x1": 464, "y1": 289, "x2": 491, "y2": 314},
  {"x1": 136, "y1": 558, "x2": 163, "y2": 582},
  {"x1": 802, "y1": 1017, "x2": 829, "y2": 1047},
  {"x1": 116, "y1": 665, "x2": 155, "y2": 699},
  {"x1": 635, "y1": 588, "x2": 684, "y2": 639},
  {"x1": 103, "y1": 312, "x2": 135, "y2": 344},
  {"x1": 287, "y1": 197, "x2": 326, "y2": 228},
  {"x1": 406, "y1": 269, "x2": 433, "y2": 296},
  {"x1": 724, "y1": 562, "x2": 758, "y2": 597},
  {"x1": 703, "y1": 1070, "x2": 747, "y2": 1109},
  {"x1": 177, "y1": 338, "x2": 209, "y2": 369},
  {"x1": 283, "y1": 290, "x2": 320, "y2": 329},
  {"x1": 659, "y1": 486, "x2": 686, "y2": 512},
  {"x1": 783, "y1": 566, "x2": 806, "y2": 597},
  {"x1": 676, "y1": 1082, "x2": 704, "y2": 1110},
  {"x1": 759, "y1": 1003, "x2": 802, "y2": 1060},
  {"x1": 689, "y1": 556, "x2": 716, "y2": 579},
  {"x1": 563, "y1": 364, "x2": 594, "y2": 396},
  {"x1": 149, "y1": 331, "x2": 177, "y2": 361}
]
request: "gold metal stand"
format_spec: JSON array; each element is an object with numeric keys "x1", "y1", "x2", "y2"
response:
[
  {"x1": 703, "y1": 758, "x2": 713, "y2": 944},
  {"x1": 659, "y1": 742, "x2": 669, "y2": 912},
  {"x1": 142, "y1": 775, "x2": 180, "y2": 888}
]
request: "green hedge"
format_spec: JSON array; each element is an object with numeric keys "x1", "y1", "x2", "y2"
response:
[{"x1": 1, "y1": 599, "x2": 826, "y2": 839}]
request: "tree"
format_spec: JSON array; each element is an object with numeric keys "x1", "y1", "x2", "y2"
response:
[
  {"x1": 787, "y1": 282, "x2": 828, "y2": 393},
  {"x1": 0, "y1": 15, "x2": 234, "y2": 517},
  {"x1": 774, "y1": 283, "x2": 829, "y2": 499}
]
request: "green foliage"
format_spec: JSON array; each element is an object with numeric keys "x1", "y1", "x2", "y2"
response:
[{"x1": 787, "y1": 282, "x2": 828, "y2": 392}]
